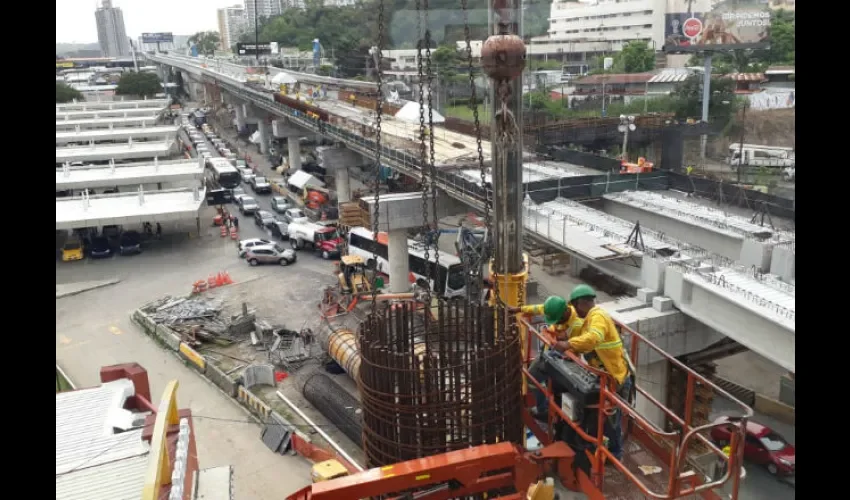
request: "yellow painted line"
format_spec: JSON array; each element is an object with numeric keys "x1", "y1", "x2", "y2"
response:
[
  {"x1": 415, "y1": 474, "x2": 430, "y2": 481},
  {"x1": 380, "y1": 466, "x2": 393, "y2": 471},
  {"x1": 382, "y1": 473, "x2": 396, "y2": 479},
  {"x1": 109, "y1": 326, "x2": 123, "y2": 335}
]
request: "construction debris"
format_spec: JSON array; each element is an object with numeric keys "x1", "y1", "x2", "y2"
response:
[{"x1": 143, "y1": 296, "x2": 235, "y2": 346}]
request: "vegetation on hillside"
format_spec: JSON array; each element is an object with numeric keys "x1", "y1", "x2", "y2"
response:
[{"x1": 56, "y1": 82, "x2": 83, "y2": 103}]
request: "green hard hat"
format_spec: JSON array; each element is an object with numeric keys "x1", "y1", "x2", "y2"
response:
[
  {"x1": 569, "y1": 284, "x2": 597, "y2": 303},
  {"x1": 543, "y1": 296, "x2": 568, "y2": 326}
]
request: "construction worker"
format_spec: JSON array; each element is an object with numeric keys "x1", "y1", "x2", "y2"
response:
[
  {"x1": 559, "y1": 284, "x2": 634, "y2": 461},
  {"x1": 510, "y1": 296, "x2": 583, "y2": 419}
]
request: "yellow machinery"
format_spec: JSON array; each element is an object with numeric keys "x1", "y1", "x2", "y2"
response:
[
  {"x1": 311, "y1": 459, "x2": 350, "y2": 483},
  {"x1": 337, "y1": 255, "x2": 371, "y2": 295}
]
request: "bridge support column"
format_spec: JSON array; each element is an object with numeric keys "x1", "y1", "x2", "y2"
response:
[
  {"x1": 336, "y1": 167, "x2": 351, "y2": 203},
  {"x1": 288, "y1": 136, "x2": 302, "y2": 171},
  {"x1": 257, "y1": 119, "x2": 270, "y2": 155},
  {"x1": 387, "y1": 229, "x2": 409, "y2": 293},
  {"x1": 315, "y1": 146, "x2": 360, "y2": 205},
  {"x1": 234, "y1": 103, "x2": 246, "y2": 132}
]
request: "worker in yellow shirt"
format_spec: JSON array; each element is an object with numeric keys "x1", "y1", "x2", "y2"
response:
[
  {"x1": 510, "y1": 296, "x2": 583, "y2": 419},
  {"x1": 559, "y1": 284, "x2": 635, "y2": 461}
]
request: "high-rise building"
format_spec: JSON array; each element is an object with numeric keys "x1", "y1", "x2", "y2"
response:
[
  {"x1": 95, "y1": 0, "x2": 130, "y2": 58},
  {"x1": 244, "y1": 0, "x2": 282, "y2": 31},
  {"x1": 218, "y1": 5, "x2": 247, "y2": 50}
]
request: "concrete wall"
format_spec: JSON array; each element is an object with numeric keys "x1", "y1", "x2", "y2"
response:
[
  {"x1": 570, "y1": 255, "x2": 643, "y2": 289},
  {"x1": 770, "y1": 245, "x2": 795, "y2": 283},
  {"x1": 602, "y1": 198, "x2": 745, "y2": 262}
]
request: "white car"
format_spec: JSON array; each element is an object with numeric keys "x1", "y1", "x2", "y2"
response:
[
  {"x1": 200, "y1": 152, "x2": 212, "y2": 159},
  {"x1": 238, "y1": 238, "x2": 274, "y2": 258}
]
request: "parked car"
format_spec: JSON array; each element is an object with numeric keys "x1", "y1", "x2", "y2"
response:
[
  {"x1": 201, "y1": 152, "x2": 212, "y2": 159},
  {"x1": 710, "y1": 416, "x2": 795, "y2": 476},
  {"x1": 89, "y1": 236, "x2": 113, "y2": 258},
  {"x1": 237, "y1": 238, "x2": 274, "y2": 258},
  {"x1": 244, "y1": 244, "x2": 297, "y2": 267},
  {"x1": 119, "y1": 231, "x2": 142, "y2": 255},
  {"x1": 62, "y1": 237, "x2": 85, "y2": 262},
  {"x1": 270, "y1": 196, "x2": 291, "y2": 213},
  {"x1": 254, "y1": 210, "x2": 276, "y2": 227},
  {"x1": 238, "y1": 196, "x2": 260, "y2": 215},
  {"x1": 250, "y1": 176, "x2": 272, "y2": 194}
]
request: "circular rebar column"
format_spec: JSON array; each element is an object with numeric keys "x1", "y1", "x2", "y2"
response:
[{"x1": 359, "y1": 299, "x2": 523, "y2": 467}]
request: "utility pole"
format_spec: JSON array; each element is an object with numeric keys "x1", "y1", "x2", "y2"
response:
[{"x1": 254, "y1": 0, "x2": 259, "y2": 65}]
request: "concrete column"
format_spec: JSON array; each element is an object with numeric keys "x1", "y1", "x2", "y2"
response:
[
  {"x1": 336, "y1": 167, "x2": 351, "y2": 203},
  {"x1": 234, "y1": 103, "x2": 246, "y2": 131},
  {"x1": 388, "y1": 228, "x2": 410, "y2": 293},
  {"x1": 257, "y1": 119, "x2": 269, "y2": 155},
  {"x1": 287, "y1": 136, "x2": 301, "y2": 171}
]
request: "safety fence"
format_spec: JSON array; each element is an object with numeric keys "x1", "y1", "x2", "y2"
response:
[{"x1": 667, "y1": 172, "x2": 795, "y2": 220}]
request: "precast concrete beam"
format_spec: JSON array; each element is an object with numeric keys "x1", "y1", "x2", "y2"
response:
[
  {"x1": 272, "y1": 119, "x2": 302, "y2": 138},
  {"x1": 288, "y1": 137, "x2": 302, "y2": 171},
  {"x1": 364, "y1": 192, "x2": 466, "y2": 233},
  {"x1": 664, "y1": 266, "x2": 795, "y2": 372}
]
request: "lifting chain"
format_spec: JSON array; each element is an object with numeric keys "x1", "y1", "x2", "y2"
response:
[
  {"x1": 370, "y1": 0, "x2": 386, "y2": 317},
  {"x1": 461, "y1": 0, "x2": 490, "y2": 304},
  {"x1": 415, "y1": 0, "x2": 432, "y2": 305},
  {"x1": 424, "y1": 0, "x2": 440, "y2": 289}
]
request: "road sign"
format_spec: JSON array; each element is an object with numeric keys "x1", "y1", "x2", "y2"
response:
[
  {"x1": 236, "y1": 42, "x2": 272, "y2": 56},
  {"x1": 682, "y1": 18, "x2": 703, "y2": 39},
  {"x1": 142, "y1": 32, "x2": 174, "y2": 44}
]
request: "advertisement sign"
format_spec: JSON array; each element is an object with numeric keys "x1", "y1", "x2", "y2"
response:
[
  {"x1": 141, "y1": 32, "x2": 174, "y2": 44},
  {"x1": 236, "y1": 42, "x2": 272, "y2": 56},
  {"x1": 664, "y1": 0, "x2": 771, "y2": 53},
  {"x1": 56, "y1": 61, "x2": 75, "y2": 68}
]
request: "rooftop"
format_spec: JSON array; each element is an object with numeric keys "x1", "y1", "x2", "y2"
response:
[
  {"x1": 56, "y1": 141, "x2": 177, "y2": 163},
  {"x1": 56, "y1": 108, "x2": 163, "y2": 119},
  {"x1": 56, "y1": 98, "x2": 171, "y2": 111},
  {"x1": 603, "y1": 191, "x2": 793, "y2": 242},
  {"x1": 56, "y1": 125, "x2": 180, "y2": 145},
  {"x1": 56, "y1": 159, "x2": 204, "y2": 190},
  {"x1": 56, "y1": 116, "x2": 161, "y2": 129},
  {"x1": 56, "y1": 379, "x2": 150, "y2": 500},
  {"x1": 55, "y1": 187, "x2": 205, "y2": 230}
]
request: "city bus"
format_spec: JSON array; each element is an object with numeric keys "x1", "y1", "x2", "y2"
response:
[
  {"x1": 205, "y1": 158, "x2": 241, "y2": 189},
  {"x1": 347, "y1": 226, "x2": 466, "y2": 299}
]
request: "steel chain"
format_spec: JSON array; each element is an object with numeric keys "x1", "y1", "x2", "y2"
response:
[
  {"x1": 371, "y1": 0, "x2": 386, "y2": 315},
  {"x1": 416, "y1": 0, "x2": 432, "y2": 302},
  {"x1": 424, "y1": 1, "x2": 439, "y2": 287},
  {"x1": 461, "y1": 0, "x2": 490, "y2": 303}
]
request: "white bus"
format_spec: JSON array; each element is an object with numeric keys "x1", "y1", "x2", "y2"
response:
[
  {"x1": 347, "y1": 226, "x2": 466, "y2": 299},
  {"x1": 205, "y1": 158, "x2": 241, "y2": 189}
]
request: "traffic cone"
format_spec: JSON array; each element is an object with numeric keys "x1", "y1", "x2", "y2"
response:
[
  {"x1": 222, "y1": 271, "x2": 234, "y2": 285},
  {"x1": 208, "y1": 274, "x2": 218, "y2": 289},
  {"x1": 220, "y1": 225, "x2": 227, "y2": 237},
  {"x1": 230, "y1": 227, "x2": 238, "y2": 240},
  {"x1": 215, "y1": 272, "x2": 225, "y2": 287}
]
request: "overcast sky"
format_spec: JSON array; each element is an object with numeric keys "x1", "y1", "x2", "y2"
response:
[{"x1": 56, "y1": 0, "x2": 239, "y2": 43}]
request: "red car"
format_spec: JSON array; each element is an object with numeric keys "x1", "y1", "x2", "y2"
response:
[{"x1": 710, "y1": 416, "x2": 795, "y2": 476}]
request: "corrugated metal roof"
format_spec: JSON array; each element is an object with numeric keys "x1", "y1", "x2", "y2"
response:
[
  {"x1": 647, "y1": 72, "x2": 691, "y2": 83},
  {"x1": 56, "y1": 454, "x2": 148, "y2": 500},
  {"x1": 575, "y1": 73, "x2": 654, "y2": 85},
  {"x1": 724, "y1": 73, "x2": 766, "y2": 82},
  {"x1": 56, "y1": 379, "x2": 149, "y2": 475}
]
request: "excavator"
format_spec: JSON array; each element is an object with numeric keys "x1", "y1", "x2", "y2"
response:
[{"x1": 286, "y1": 1, "x2": 752, "y2": 498}]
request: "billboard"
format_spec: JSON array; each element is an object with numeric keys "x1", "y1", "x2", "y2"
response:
[
  {"x1": 236, "y1": 42, "x2": 272, "y2": 56},
  {"x1": 141, "y1": 32, "x2": 174, "y2": 44},
  {"x1": 663, "y1": 0, "x2": 772, "y2": 53}
]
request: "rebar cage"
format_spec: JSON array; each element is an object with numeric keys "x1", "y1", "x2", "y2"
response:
[{"x1": 359, "y1": 299, "x2": 524, "y2": 467}]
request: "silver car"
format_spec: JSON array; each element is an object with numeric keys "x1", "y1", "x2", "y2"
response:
[
  {"x1": 244, "y1": 244, "x2": 297, "y2": 266},
  {"x1": 238, "y1": 196, "x2": 260, "y2": 214},
  {"x1": 270, "y1": 196, "x2": 290, "y2": 213}
]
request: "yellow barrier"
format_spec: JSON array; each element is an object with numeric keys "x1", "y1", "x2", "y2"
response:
[
  {"x1": 142, "y1": 380, "x2": 180, "y2": 500},
  {"x1": 179, "y1": 343, "x2": 206, "y2": 371},
  {"x1": 237, "y1": 386, "x2": 272, "y2": 420}
]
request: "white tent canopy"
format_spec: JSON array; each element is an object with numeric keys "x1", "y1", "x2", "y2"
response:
[
  {"x1": 394, "y1": 101, "x2": 445, "y2": 124},
  {"x1": 271, "y1": 72, "x2": 298, "y2": 85},
  {"x1": 288, "y1": 170, "x2": 325, "y2": 190}
]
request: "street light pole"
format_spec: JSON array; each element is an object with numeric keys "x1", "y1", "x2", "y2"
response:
[
  {"x1": 254, "y1": 0, "x2": 259, "y2": 65},
  {"x1": 619, "y1": 114, "x2": 636, "y2": 162}
]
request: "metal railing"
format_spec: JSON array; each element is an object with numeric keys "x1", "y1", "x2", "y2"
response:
[{"x1": 519, "y1": 316, "x2": 752, "y2": 499}]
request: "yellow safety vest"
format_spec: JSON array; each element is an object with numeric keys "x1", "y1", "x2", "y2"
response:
[
  {"x1": 568, "y1": 306, "x2": 629, "y2": 385},
  {"x1": 521, "y1": 304, "x2": 584, "y2": 348}
]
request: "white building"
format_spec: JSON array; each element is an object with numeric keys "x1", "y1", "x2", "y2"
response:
[
  {"x1": 546, "y1": 0, "x2": 666, "y2": 52},
  {"x1": 218, "y1": 5, "x2": 247, "y2": 49},
  {"x1": 244, "y1": 0, "x2": 282, "y2": 30},
  {"x1": 94, "y1": 0, "x2": 130, "y2": 57}
]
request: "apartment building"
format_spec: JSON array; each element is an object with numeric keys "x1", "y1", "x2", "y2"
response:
[
  {"x1": 218, "y1": 5, "x2": 247, "y2": 49},
  {"x1": 94, "y1": 0, "x2": 130, "y2": 58},
  {"x1": 245, "y1": 0, "x2": 283, "y2": 30}
]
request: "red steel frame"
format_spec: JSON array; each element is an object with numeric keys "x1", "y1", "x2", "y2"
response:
[{"x1": 519, "y1": 316, "x2": 753, "y2": 499}]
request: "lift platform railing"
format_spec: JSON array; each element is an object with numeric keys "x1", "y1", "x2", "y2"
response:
[{"x1": 518, "y1": 315, "x2": 752, "y2": 499}]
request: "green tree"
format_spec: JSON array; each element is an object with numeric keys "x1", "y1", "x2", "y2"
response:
[
  {"x1": 116, "y1": 72, "x2": 162, "y2": 97},
  {"x1": 670, "y1": 74, "x2": 738, "y2": 123},
  {"x1": 766, "y1": 9, "x2": 795, "y2": 64},
  {"x1": 188, "y1": 31, "x2": 221, "y2": 56},
  {"x1": 56, "y1": 82, "x2": 83, "y2": 103},
  {"x1": 615, "y1": 41, "x2": 655, "y2": 73}
]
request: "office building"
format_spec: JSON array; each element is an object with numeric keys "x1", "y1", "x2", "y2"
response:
[
  {"x1": 95, "y1": 0, "x2": 130, "y2": 57},
  {"x1": 244, "y1": 0, "x2": 282, "y2": 31},
  {"x1": 218, "y1": 5, "x2": 247, "y2": 50}
]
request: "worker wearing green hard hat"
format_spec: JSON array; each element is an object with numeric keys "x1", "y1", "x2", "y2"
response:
[
  {"x1": 509, "y1": 295, "x2": 584, "y2": 419},
  {"x1": 562, "y1": 283, "x2": 635, "y2": 461}
]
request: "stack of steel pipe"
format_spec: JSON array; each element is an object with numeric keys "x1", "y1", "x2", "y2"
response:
[
  {"x1": 359, "y1": 299, "x2": 524, "y2": 467},
  {"x1": 301, "y1": 372, "x2": 363, "y2": 446}
]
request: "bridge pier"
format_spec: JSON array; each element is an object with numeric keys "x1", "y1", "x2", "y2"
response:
[
  {"x1": 288, "y1": 137, "x2": 302, "y2": 171},
  {"x1": 315, "y1": 146, "x2": 361, "y2": 204},
  {"x1": 256, "y1": 119, "x2": 270, "y2": 155},
  {"x1": 233, "y1": 102, "x2": 246, "y2": 132}
]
